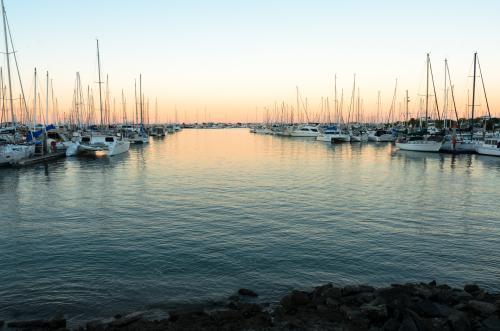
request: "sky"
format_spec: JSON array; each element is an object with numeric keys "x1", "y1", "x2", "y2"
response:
[{"x1": 3, "y1": 0, "x2": 500, "y2": 123}]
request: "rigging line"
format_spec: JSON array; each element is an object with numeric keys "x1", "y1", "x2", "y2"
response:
[
  {"x1": 476, "y1": 55, "x2": 491, "y2": 119},
  {"x1": 5, "y1": 14, "x2": 28, "y2": 118},
  {"x1": 428, "y1": 58, "x2": 441, "y2": 121}
]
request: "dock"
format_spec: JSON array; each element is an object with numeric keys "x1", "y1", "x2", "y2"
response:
[{"x1": 16, "y1": 151, "x2": 66, "y2": 166}]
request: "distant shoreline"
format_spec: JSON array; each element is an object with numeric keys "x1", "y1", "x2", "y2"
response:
[{"x1": 3, "y1": 281, "x2": 499, "y2": 330}]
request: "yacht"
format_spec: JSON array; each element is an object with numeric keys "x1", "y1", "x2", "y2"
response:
[
  {"x1": 476, "y1": 136, "x2": 500, "y2": 157},
  {"x1": 149, "y1": 126, "x2": 166, "y2": 137},
  {"x1": 66, "y1": 134, "x2": 130, "y2": 157},
  {"x1": 396, "y1": 135, "x2": 442, "y2": 152},
  {"x1": 289, "y1": 124, "x2": 319, "y2": 137},
  {"x1": 317, "y1": 125, "x2": 350, "y2": 143},
  {"x1": 368, "y1": 129, "x2": 395, "y2": 142},
  {"x1": 0, "y1": 143, "x2": 35, "y2": 166}
]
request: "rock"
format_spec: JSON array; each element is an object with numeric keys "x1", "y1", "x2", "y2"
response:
[
  {"x1": 398, "y1": 316, "x2": 418, "y2": 331},
  {"x1": 361, "y1": 303, "x2": 388, "y2": 322},
  {"x1": 109, "y1": 312, "x2": 143, "y2": 327},
  {"x1": 428, "y1": 280, "x2": 437, "y2": 287},
  {"x1": 316, "y1": 304, "x2": 329, "y2": 314},
  {"x1": 467, "y1": 300, "x2": 498, "y2": 315},
  {"x1": 0, "y1": 320, "x2": 3, "y2": 327},
  {"x1": 383, "y1": 317, "x2": 400, "y2": 331},
  {"x1": 323, "y1": 286, "x2": 342, "y2": 299},
  {"x1": 325, "y1": 297, "x2": 339, "y2": 309},
  {"x1": 447, "y1": 311, "x2": 470, "y2": 331},
  {"x1": 290, "y1": 290, "x2": 310, "y2": 306},
  {"x1": 342, "y1": 284, "x2": 375, "y2": 296},
  {"x1": 483, "y1": 315, "x2": 500, "y2": 330},
  {"x1": 464, "y1": 284, "x2": 480, "y2": 294},
  {"x1": 238, "y1": 288, "x2": 258, "y2": 297},
  {"x1": 412, "y1": 300, "x2": 455, "y2": 317},
  {"x1": 113, "y1": 314, "x2": 122, "y2": 319},
  {"x1": 280, "y1": 294, "x2": 293, "y2": 312},
  {"x1": 7, "y1": 319, "x2": 66, "y2": 329}
]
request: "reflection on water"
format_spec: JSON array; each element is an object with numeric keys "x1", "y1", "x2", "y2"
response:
[{"x1": 0, "y1": 129, "x2": 499, "y2": 324}]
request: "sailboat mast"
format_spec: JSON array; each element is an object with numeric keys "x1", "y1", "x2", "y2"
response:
[
  {"x1": 443, "y1": 60, "x2": 447, "y2": 129},
  {"x1": 471, "y1": 52, "x2": 477, "y2": 131},
  {"x1": 1, "y1": 0, "x2": 14, "y2": 125},
  {"x1": 46, "y1": 71, "x2": 49, "y2": 126},
  {"x1": 96, "y1": 39, "x2": 103, "y2": 127},
  {"x1": 425, "y1": 53, "x2": 429, "y2": 129},
  {"x1": 139, "y1": 74, "x2": 143, "y2": 126},
  {"x1": 33, "y1": 68, "x2": 37, "y2": 130}
]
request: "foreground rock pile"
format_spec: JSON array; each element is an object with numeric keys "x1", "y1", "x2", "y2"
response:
[{"x1": 5, "y1": 281, "x2": 500, "y2": 330}]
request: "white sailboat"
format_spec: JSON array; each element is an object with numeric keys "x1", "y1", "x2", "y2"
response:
[
  {"x1": 476, "y1": 136, "x2": 500, "y2": 157},
  {"x1": 0, "y1": 0, "x2": 35, "y2": 165},
  {"x1": 289, "y1": 124, "x2": 319, "y2": 137},
  {"x1": 66, "y1": 40, "x2": 130, "y2": 157},
  {"x1": 397, "y1": 54, "x2": 442, "y2": 152}
]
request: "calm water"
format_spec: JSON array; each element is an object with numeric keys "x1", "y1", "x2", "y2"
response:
[{"x1": 1, "y1": 128, "x2": 500, "y2": 324}]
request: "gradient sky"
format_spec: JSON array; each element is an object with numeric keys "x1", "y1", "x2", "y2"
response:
[{"x1": 4, "y1": 0, "x2": 500, "y2": 123}]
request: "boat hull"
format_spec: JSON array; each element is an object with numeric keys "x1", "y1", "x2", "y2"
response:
[
  {"x1": 476, "y1": 146, "x2": 500, "y2": 157},
  {"x1": 396, "y1": 141, "x2": 442, "y2": 152}
]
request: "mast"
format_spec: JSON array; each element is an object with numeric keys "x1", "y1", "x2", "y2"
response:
[
  {"x1": 134, "y1": 79, "x2": 138, "y2": 126},
  {"x1": 96, "y1": 39, "x2": 103, "y2": 127},
  {"x1": 405, "y1": 90, "x2": 409, "y2": 127},
  {"x1": 139, "y1": 74, "x2": 143, "y2": 127},
  {"x1": 1, "y1": 0, "x2": 14, "y2": 125},
  {"x1": 33, "y1": 68, "x2": 37, "y2": 130},
  {"x1": 425, "y1": 53, "x2": 429, "y2": 130},
  {"x1": 470, "y1": 52, "x2": 477, "y2": 131},
  {"x1": 46, "y1": 71, "x2": 49, "y2": 126},
  {"x1": 334, "y1": 74, "x2": 337, "y2": 125},
  {"x1": 443, "y1": 59, "x2": 448, "y2": 129}
]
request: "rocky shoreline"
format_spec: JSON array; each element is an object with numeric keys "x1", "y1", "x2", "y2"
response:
[{"x1": 3, "y1": 281, "x2": 500, "y2": 330}]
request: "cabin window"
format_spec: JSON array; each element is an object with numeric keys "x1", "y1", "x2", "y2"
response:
[
  {"x1": 82, "y1": 137, "x2": 90, "y2": 142},
  {"x1": 105, "y1": 137, "x2": 115, "y2": 142}
]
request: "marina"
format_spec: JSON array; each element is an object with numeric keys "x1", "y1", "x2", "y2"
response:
[{"x1": 1, "y1": 0, "x2": 500, "y2": 329}]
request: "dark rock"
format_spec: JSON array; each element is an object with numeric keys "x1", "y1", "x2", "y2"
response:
[
  {"x1": 7, "y1": 319, "x2": 66, "y2": 329},
  {"x1": 113, "y1": 314, "x2": 122, "y2": 319},
  {"x1": 290, "y1": 290, "x2": 310, "y2": 306},
  {"x1": 383, "y1": 317, "x2": 400, "y2": 331},
  {"x1": 238, "y1": 288, "x2": 258, "y2": 297},
  {"x1": 398, "y1": 316, "x2": 418, "y2": 331},
  {"x1": 342, "y1": 284, "x2": 375, "y2": 296},
  {"x1": 316, "y1": 304, "x2": 329, "y2": 314},
  {"x1": 325, "y1": 297, "x2": 339, "y2": 309},
  {"x1": 109, "y1": 312, "x2": 142, "y2": 327},
  {"x1": 412, "y1": 300, "x2": 455, "y2": 317},
  {"x1": 483, "y1": 315, "x2": 500, "y2": 330},
  {"x1": 428, "y1": 280, "x2": 437, "y2": 287},
  {"x1": 464, "y1": 284, "x2": 480, "y2": 294},
  {"x1": 0, "y1": 320, "x2": 3, "y2": 327},
  {"x1": 361, "y1": 303, "x2": 388, "y2": 322},
  {"x1": 280, "y1": 294, "x2": 293, "y2": 312},
  {"x1": 447, "y1": 311, "x2": 470, "y2": 331},
  {"x1": 323, "y1": 286, "x2": 342, "y2": 299},
  {"x1": 467, "y1": 300, "x2": 498, "y2": 315}
]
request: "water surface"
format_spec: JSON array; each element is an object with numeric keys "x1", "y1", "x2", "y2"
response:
[{"x1": 1, "y1": 129, "x2": 499, "y2": 324}]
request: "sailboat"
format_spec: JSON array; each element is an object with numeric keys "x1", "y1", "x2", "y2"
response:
[
  {"x1": 439, "y1": 56, "x2": 478, "y2": 153},
  {"x1": 0, "y1": 0, "x2": 35, "y2": 166},
  {"x1": 66, "y1": 40, "x2": 130, "y2": 157},
  {"x1": 396, "y1": 54, "x2": 442, "y2": 152}
]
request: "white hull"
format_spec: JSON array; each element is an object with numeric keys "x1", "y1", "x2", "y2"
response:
[
  {"x1": 66, "y1": 136, "x2": 130, "y2": 157},
  {"x1": 396, "y1": 141, "x2": 442, "y2": 152},
  {"x1": 290, "y1": 131, "x2": 318, "y2": 137},
  {"x1": 476, "y1": 146, "x2": 500, "y2": 157},
  {"x1": 331, "y1": 134, "x2": 351, "y2": 143},
  {"x1": 368, "y1": 134, "x2": 395, "y2": 142},
  {"x1": 350, "y1": 134, "x2": 368, "y2": 142},
  {"x1": 0, "y1": 144, "x2": 36, "y2": 165},
  {"x1": 440, "y1": 141, "x2": 477, "y2": 153},
  {"x1": 316, "y1": 134, "x2": 333, "y2": 142}
]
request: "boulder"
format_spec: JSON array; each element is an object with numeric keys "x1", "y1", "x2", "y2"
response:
[
  {"x1": 467, "y1": 300, "x2": 497, "y2": 315},
  {"x1": 290, "y1": 290, "x2": 310, "y2": 306},
  {"x1": 238, "y1": 288, "x2": 258, "y2": 297},
  {"x1": 7, "y1": 319, "x2": 66, "y2": 330},
  {"x1": 342, "y1": 284, "x2": 375, "y2": 296},
  {"x1": 447, "y1": 311, "x2": 470, "y2": 331},
  {"x1": 464, "y1": 284, "x2": 480, "y2": 294},
  {"x1": 109, "y1": 312, "x2": 143, "y2": 327},
  {"x1": 482, "y1": 315, "x2": 500, "y2": 330},
  {"x1": 360, "y1": 303, "x2": 388, "y2": 322}
]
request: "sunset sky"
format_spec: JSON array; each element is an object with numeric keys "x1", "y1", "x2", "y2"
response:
[{"x1": 5, "y1": 0, "x2": 500, "y2": 123}]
